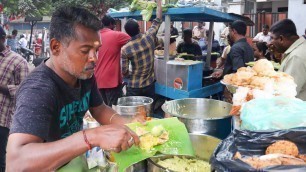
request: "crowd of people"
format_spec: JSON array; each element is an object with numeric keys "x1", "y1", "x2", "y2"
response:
[{"x1": 1, "y1": 0, "x2": 306, "y2": 171}]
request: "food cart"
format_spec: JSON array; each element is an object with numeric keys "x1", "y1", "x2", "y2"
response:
[{"x1": 110, "y1": 7, "x2": 253, "y2": 99}]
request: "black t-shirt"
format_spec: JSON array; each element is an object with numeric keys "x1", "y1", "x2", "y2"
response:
[
  {"x1": 10, "y1": 62, "x2": 103, "y2": 141},
  {"x1": 176, "y1": 41, "x2": 202, "y2": 56},
  {"x1": 223, "y1": 38, "x2": 254, "y2": 75}
]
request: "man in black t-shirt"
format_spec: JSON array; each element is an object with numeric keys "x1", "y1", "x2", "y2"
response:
[
  {"x1": 177, "y1": 29, "x2": 202, "y2": 56},
  {"x1": 6, "y1": 6, "x2": 147, "y2": 171}
]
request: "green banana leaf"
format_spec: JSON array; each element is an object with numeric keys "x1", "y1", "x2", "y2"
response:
[
  {"x1": 113, "y1": 117, "x2": 195, "y2": 172},
  {"x1": 57, "y1": 156, "x2": 99, "y2": 172}
]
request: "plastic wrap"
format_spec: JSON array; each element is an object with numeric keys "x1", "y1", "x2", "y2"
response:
[
  {"x1": 241, "y1": 97, "x2": 306, "y2": 131},
  {"x1": 210, "y1": 128, "x2": 306, "y2": 172}
]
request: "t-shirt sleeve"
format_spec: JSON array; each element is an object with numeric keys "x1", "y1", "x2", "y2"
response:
[
  {"x1": 283, "y1": 55, "x2": 306, "y2": 96},
  {"x1": 117, "y1": 32, "x2": 131, "y2": 46},
  {"x1": 10, "y1": 83, "x2": 55, "y2": 140},
  {"x1": 89, "y1": 77, "x2": 103, "y2": 107}
]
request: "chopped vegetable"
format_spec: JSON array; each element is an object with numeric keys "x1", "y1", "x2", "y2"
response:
[{"x1": 157, "y1": 156, "x2": 211, "y2": 172}]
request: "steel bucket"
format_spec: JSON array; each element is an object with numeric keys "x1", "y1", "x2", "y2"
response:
[
  {"x1": 115, "y1": 96, "x2": 154, "y2": 118},
  {"x1": 147, "y1": 134, "x2": 221, "y2": 172},
  {"x1": 162, "y1": 98, "x2": 232, "y2": 139}
]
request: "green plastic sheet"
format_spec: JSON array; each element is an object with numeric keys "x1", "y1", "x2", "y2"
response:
[{"x1": 114, "y1": 117, "x2": 195, "y2": 172}]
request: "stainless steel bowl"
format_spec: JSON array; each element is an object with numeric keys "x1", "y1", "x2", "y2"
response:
[
  {"x1": 147, "y1": 134, "x2": 221, "y2": 172},
  {"x1": 220, "y1": 80, "x2": 238, "y2": 94},
  {"x1": 125, "y1": 160, "x2": 147, "y2": 172},
  {"x1": 115, "y1": 96, "x2": 154, "y2": 118},
  {"x1": 162, "y1": 98, "x2": 232, "y2": 139}
]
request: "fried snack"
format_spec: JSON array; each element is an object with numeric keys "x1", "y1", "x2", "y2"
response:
[
  {"x1": 279, "y1": 156, "x2": 306, "y2": 165},
  {"x1": 266, "y1": 140, "x2": 299, "y2": 157},
  {"x1": 233, "y1": 152, "x2": 242, "y2": 159},
  {"x1": 223, "y1": 73, "x2": 234, "y2": 84},
  {"x1": 249, "y1": 76, "x2": 274, "y2": 90},
  {"x1": 231, "y1": 67, "x2": 257, "y2": 86},
  {"x1": 298, "y1": 154, "x2": 306, "y2": 162},
  {"x1": 252, "y1": 59, "x2": 274, "y2": 76}
]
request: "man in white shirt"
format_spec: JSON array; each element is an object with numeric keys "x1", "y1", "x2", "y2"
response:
[
  {"x1": 18, "y1": 34, "x2": 28, "y2": 48},
  {"x1": 253, "y1": 24, "x2": 271, "y2": 43},
  {"x1": 192, "y1": 22, "x2": 206, "y2": 41}
]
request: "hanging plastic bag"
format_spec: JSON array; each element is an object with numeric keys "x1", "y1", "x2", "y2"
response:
[
  {"x1": 210, "y1": 128, "x2": 306, "y2": 172},
  {"x1": 240, "y1": 97, "x2": 306, "y2": 131}
]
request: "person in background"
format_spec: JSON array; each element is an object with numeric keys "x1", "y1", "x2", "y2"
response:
[
  {"x1": 217, "y1": 34, "x2": 234, "y2": 69},
  {"x1": 167, "y1": 22, "x2": 178, "y2": 36},
  {"x1": 177, "y1": 29, "x2": 202, "y2": 56},
  {"x1": 33, "y1": 34, "x2": 43, "y2": 58},
  {"x1": 253, "y1": 24, "x2": 271, "y2": 43},
  {"x1": 18, "y1": 34, "x2": 28, "y2": 48},
  {"x1": 192, "y1": 22, "x2": 206, "y2": 41},
  {"x1": 212, "y1": 20, "x2": 254, "y2": 78},
  {"x1": 121, "y1": 0, "x2": 162, "y2": 99},
  {"x1": 220, "y1": 23, "x2": 229, "y2": 51},
  {"x1": 95, "y1": 15, "x2": 130, "y2": 107},
  {"x1": 6, "y1": 6, "x2": 144, "y2": 171},
  {"x1": 270, "y1": 19, "x2": 306, "y2": 101},
  {"x1": 253, "y1": 42, "x2": 271, "y2": 61},
  {"x1": 6, "y1": 30, "x2": 18, "y2": 52},
  {"x1": 203, "y1": 30, "x2": 220, "y2": 53},
  {"x1": 0, "y1": 25, "x2": 29, "y2": 172}
]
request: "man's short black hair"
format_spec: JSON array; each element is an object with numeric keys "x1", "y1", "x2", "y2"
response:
[
  {"x1": 183, "y1": 29, "x2": 192, "y2": 38},
  {"x1": 124, "y1": 19, "x2": 140, "y2": 37},
  {"x1": 102, "y1": 15, "x2": 115, "y2": 27},
  {"x1": 262, "y1": 24, "x2": 269, "y2": 29},
  {"x1": 229, "y1": 20, "x2": 247, "y2": 36},
  {"x1": 270, "y1": 19, "x2": 297, "y2": 38},
  {"x1": 12, "y1": 29, "x2": 18, "y2": 36},
  {"x1": 49, "y1": 6, "x2": 102, "y2": 45}
]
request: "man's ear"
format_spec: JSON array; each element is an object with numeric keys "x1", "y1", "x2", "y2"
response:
[
  {"x1": 279, "y1": 35, "x2": 284, "y2": 43},
  {"x1": 50, "y1": 38, "x2": 61, "y2": 56}
]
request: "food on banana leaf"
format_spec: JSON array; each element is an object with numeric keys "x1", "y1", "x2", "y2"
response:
[{"x1": 135, "y1": 126, "x2": 169, "y2": 151}]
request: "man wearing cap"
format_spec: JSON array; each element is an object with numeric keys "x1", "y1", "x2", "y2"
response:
[{"x1": 0, "y1": 26, "x2": 29, "y2": 171}]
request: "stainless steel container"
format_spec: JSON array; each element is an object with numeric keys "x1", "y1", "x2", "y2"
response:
[
  {"x1": 115, "y1": 96, "x2": 154, "y2": 118},
  {"x1": 125, "y1": 160, "x2": 147, "y2": 172},
  {"x1": 147, "y1": 134, "x2": 221, "y2": 172},
  {"x1": 162, "y1": 98, "x2": 232, "y2": 139}
]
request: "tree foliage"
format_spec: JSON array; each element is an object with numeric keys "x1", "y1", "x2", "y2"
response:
[{"x1": 2, "y1": 0, "x2": 133, "y2": 19}]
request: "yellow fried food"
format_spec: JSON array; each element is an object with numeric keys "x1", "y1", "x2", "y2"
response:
[{"x1": 266, "y1": 140, "x2": 299, "y2": 157}]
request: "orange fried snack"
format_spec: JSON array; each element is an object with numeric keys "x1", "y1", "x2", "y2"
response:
[{"x1": 266, "y1": 140, "x2": 299, "y2": 157}]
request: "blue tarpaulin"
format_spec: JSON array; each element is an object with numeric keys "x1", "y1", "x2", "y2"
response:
[{"x1": 109, "y1": 7, "x2": 254, "y2": 25}]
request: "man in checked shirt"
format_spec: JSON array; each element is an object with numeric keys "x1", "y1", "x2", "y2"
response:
[
  {"x1": 121, "y1": 0, "x2": 162, "y2": 99},
  {"x1": 0, "y1": 26, "x2": 29, "y2": 171}
]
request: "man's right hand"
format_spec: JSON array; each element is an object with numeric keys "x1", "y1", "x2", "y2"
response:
[{"x1": 89, "y1": 124, "x2": 140, "y2": 153}]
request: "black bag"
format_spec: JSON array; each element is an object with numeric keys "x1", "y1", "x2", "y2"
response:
[{"x1": 210, "y1": 128, "x2": 306, "y2": 172}]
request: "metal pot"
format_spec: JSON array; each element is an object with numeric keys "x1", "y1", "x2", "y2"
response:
[
  {"x1": 162, "y1": 98, "x2": 232, "y2": 139},
  {"x1": 147, "y1": 134, "x2": 221, "y2": 172},
  {"x1": 115, "y1": 96, "x2": 154, "y2": 118},
  {"x1": 125, "y1": 160, "x2": 147, "y2": 172}
]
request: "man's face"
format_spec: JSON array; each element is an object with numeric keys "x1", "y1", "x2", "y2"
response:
[
  {"x1": 270, "y1": 32, "x2": 286, "y2": 53},
  {"x1": 198, "y1": 22, "x2": 203, "y2": 28},
  {"x1": 229, "y1": 27, "x2": 235, "y2": 41},
  {"x1": 263, "y1": 28, "x2": 269, "y2": 35},
  {"x1": 58, "y1": 25, "x2": 101, "y2": 80}
]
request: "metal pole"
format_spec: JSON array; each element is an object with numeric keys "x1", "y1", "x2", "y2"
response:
[
  {"x1": 164, "y1": 15, "x2": 171, "y2": 61},
  {"x1": 205, "y1": 21, "x2": 214, "y2": 70},
  {"x1": 164, "y1": 15, "x2": 171, "y2": 97},
  {"x1": 29, "y1": 21, "x2": 36, "y2": 49}
]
